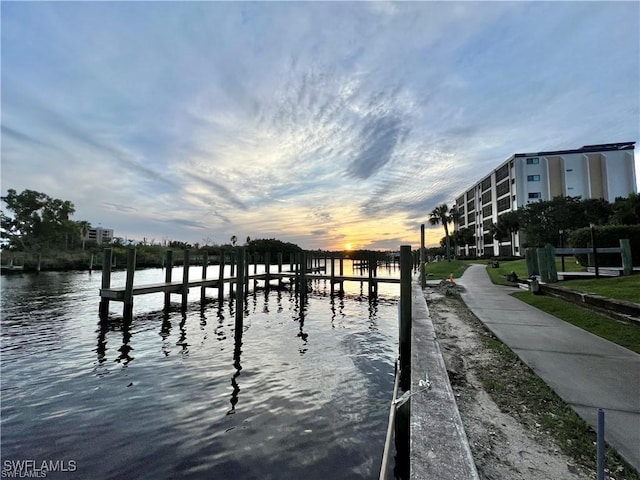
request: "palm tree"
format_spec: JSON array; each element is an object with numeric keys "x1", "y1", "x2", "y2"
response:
[
  {"x1": 77, "y1": 221, "x2": 91, "y2": 251},
  {"x1": 429, "y1": 204, "x2": 453, "y2": 260}
]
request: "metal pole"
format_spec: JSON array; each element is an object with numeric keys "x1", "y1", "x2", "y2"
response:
[
  {"x1": 597, "y1": 408, "x2": 605, "y2": 480},
  {"x1": 590, "y1": 225, "x2": 599, "y2": 279}
]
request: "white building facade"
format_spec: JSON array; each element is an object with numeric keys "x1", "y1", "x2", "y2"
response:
[
  {"x1": 454, "y1": 142, "x2": 637, "y2": 257},
  {"x1": 86, "y1": 227, "x2": 114, "y2": 245}
]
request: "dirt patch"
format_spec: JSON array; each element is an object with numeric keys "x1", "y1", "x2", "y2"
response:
[{"x1": 425, "y1": 282, "x2": 596, "y2": 480}]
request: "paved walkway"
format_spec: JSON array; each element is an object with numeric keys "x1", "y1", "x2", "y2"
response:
[{"x1": 457, "y1": 264, "x2": 640, "y2": 471}]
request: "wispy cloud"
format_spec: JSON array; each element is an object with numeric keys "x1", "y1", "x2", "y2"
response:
[{"x1": 2, "y1": 1, "x2": 638, "y2": 249}]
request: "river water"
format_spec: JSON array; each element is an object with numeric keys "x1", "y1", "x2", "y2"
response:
[{"x1": 0, "y1": 261, "x2": 400, "y2": 479}]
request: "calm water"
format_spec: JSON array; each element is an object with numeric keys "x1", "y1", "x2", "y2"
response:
[{"x1": 0, "y1": 261, "x2": 399, "y2": 479}]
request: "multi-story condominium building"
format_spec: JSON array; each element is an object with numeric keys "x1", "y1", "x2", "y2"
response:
[
  {"x1": 86, "y1": 227, "x2": 114, "y2": 245},
  {"x1": 454, "y1": 142, "x2": 637, "y2": 257}
]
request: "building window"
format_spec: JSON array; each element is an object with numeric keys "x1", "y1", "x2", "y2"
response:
[
  {"x1": 528, "y1": 192, "x2": 541, "y2": 199},
  {"x1": 482, "y1": 205, "x2": 493, "y2": 217},
  {"x1": 496, "y1": 164, "x2": 509, "y2": 182},
  {"x1": 497, "y1": 196, "x2": 511, "y2": 212},
  {"x1": 526, "y1": 157, "x2": 540, "y2": 165},
  {"x1": 482, "y1": 191, "x2": 492, "y2": 204},
  {"x1": 496, "y1": 180, "x2": 510, "y2": 197},
  {"x1": 481, "y1": 177, "x2": 492, "y2": 191},
  {"x1": 527, "y1": 175, "x2": 541, "y2": 181}
]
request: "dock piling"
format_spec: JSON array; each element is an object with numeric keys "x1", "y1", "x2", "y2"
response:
[
  {"x1": 99, "y1": 248, "x2": 113, "y2": 318},
  {"x1": 123, "y1": 248, "x2": 136, "y2": 320},
  {"x1": 399, "y1": 245, "x2": 412, "y2": 390},
  {"x1": 235, "y1": 247, "x2": 245, "y2": 336},
  {"x1": 164, "y1": 250, "x2": 173, "y2": 310},
  {"x1": 201, "y1": 252, "x2": 208, "y2": 303},
  {"x1": 182, "y1": 250, "x2": 190, "y2": 311}
]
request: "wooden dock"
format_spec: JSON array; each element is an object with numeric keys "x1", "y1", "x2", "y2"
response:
[{"x1": 98, "y1": 247, "x2": 402, "y2": 319}]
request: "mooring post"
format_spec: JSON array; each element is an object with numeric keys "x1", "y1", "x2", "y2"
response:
[
  {"x1": 89, "y1": 254, "x2": 94, "y2": 274},
  {"x1": 277, "y1": 252, "x2": 283, "y2": 289},
  {"x1": 36, "y1": 253, "x2": 42, "y2": 273},
  {"x1": 218, "y1": 249, "x2": 225, "y2": 303},
  {"x1": 201, "y1": 251, "x2": 208, "y2": 303},
  {"x1": 339, "y1": 253, "x2": 344, "y2": 293},
  {"x1": 99, "y1": 248, "x2": 113, "y2": 318},
  {"x1": 399, "y1": 245, "x2": 412, "y2": 390},
  {"x1": 265, "y1": 251, "x2": 271, "y2": 288},
  {"x1": 597, "y1": 408, "x2": 605, "y2": 480},
  {"x1": 123, "y1": 247, "x2": 136, "y2": 320},
  {"x1": 182, "y1": 249, "x2": 190, "y2": 311},
  {"x1": 164, "y1": 250, "x2": 173, "y2": 310},
  {"x1": 230, "y1": 251, "x2": 236, "y2": 297},
  {"x1": 235, "y1": 247, "x2": 245, "y2": 334},
  {"x1": 252, "y1": 253, "x2": 257, "y2": 290},
  {"x1": 301, "y1": 251, "x2": 308, "y2": 300},
  {"x1": 330, "y1": 253, "x2": 335, "y2": 294},
  {"x1": 368, "y1": 253, "x2": 374, "y2": 296},
  {"x1": 420, "y1": 224, "x2": 426, "y2": 288}
]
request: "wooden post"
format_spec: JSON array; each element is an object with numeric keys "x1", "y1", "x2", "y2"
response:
[
  {"x1": 620, "y1": 239, "x2": 632, "y2": 276},
  {"x1": 330, "y1": 253, "x2": 335, "y2": 294},
  {"x1": 123, "y1": 247, "x2": 136, "y2": 320},
  {"x1": 36, "y1": 253, "x2": 42, "y2": 273},
  {"x1": 201, "y1": 251, "x2": 208, "y2": 302},
  {"x1": 246, "y1": 252, "x2": 251, "y2": 291},
  {"x1": 235, "y1": 247, "x2": 245, "y2": 335},
  {"x1": 399, "y1": 245, "x2": 412, "y2": 390},
  {"x1": 164, "y1": 250, "x2": 173, "y2": 310},
  {"x1": 368, "y1": 253, "x2": 374, "y2": 296},
  {"x1": 252, "y1": 253, "x2": 257, "y2": 290},
  {"x1": 99, "y1": 248, "x2": 113, "y2": 318},
  {"x1": 301, "y1": 251, "x2": 308, "y2": 300},
  {"x1": 277, "y1": 252, "x2": 283, "y2": 289},
  {"x1": 218, "y1": 249, "x2": 225, "y2": 303},
  {"x1": 339, "y1": 253, "x2": 344, "y2": 293},
  {"x1": 230, "y1": 250, "x2": 236, "y2": 297},
  {"x1": 265, "y1": 252, "x2": 271, "y2": 288},
  {"x1": 182, "y1": 249, "x2": 190, "y2": 311},
  {"x1": 89, "y1": 254, "x2": 94, "y2": 274},
  {"x1": 420, "y1": 224, "x2": 426, "y2": 288}
]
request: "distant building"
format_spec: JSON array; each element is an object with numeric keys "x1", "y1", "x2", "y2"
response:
[
  {"x1": 454, "y1": 142, "x2": 637, "y2": 257},
  {"x1": 86, "y1": 227, "x2": 114, "y2": 245}
]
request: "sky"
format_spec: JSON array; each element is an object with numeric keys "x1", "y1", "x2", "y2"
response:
[{"x1": 2, "y1": 1, "x2": 639, "y2": 251}]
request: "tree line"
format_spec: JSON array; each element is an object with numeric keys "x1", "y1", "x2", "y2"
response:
[{"x1": 1, "y1": 188, "x2": 304, "y2": 265}]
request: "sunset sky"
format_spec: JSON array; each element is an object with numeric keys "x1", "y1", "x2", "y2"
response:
[{"x1": 2, "y1": 2, "x2": 638, "y2": 250}]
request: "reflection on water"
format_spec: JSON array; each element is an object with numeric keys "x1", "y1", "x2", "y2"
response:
[{"x1": 1, "y1": 264, "x2": 398, "y2": 480}]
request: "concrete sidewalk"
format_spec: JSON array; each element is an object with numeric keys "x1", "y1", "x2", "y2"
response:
[{"x1": 457, "y1": 264, "x2": 640, "y2": 471}]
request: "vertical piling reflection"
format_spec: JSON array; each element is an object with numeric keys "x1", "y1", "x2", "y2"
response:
[
  {"x1": 160, "y1": 312, "x2": 172, "y2": 356},
  {"x1": 116, "y1": 316, "x2": 134, "y2": 365},
  {"x1": 229, "y1": 313, "x2": 243, "y2": 415},
  {"x1": 96, "y1": 320, "x2": 108, "y2": 364},
  {"x1": 176, "y1": 313, "x2": 189, "y2": 355}
]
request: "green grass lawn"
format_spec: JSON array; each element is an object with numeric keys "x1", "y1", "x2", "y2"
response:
[
  {"x1": 561, "y1": 275, "x2": 640, "y2": 304},
  {"x1": 512, "y1": 291, "x2": 640, "y2": 354},
  {"x1": 424, "y1": 259, "x2": 474, "y2": 280}
]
